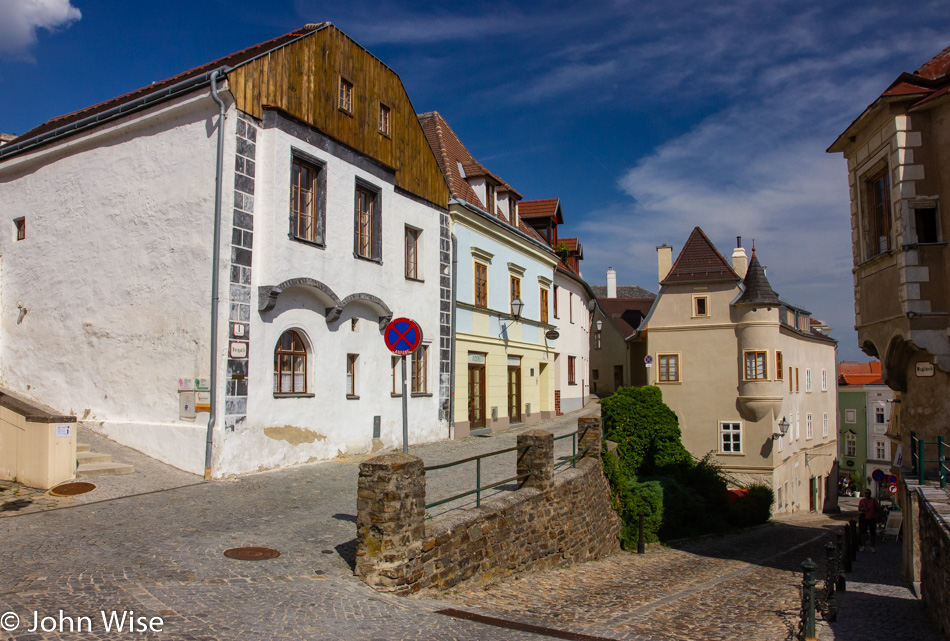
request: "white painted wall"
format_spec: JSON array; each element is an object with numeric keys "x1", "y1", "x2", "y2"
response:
[
  {"x1": 0, "y1": 91, "x2": 229, "y2": 474},
  {"x1": 553, "y1": 270, "x2": 591, "y2": 413},
  {"x1": 214, "y1": 120, "x2": 447, "y2": 475}
]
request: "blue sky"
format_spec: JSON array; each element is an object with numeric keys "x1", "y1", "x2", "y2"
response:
[{"x1": 2, "y1": 0, "x2": 948, "y2": 361}]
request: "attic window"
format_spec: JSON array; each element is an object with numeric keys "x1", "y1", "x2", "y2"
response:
[
  {"x1": 13, "y1": 217, "x2": 25, "y2": 241},
  {"x1": 378, "y1": 103, "x2": 391, "y2": 136},
  {"x1": 486, "y1": 183, "x2": 496, "y2": 215},
  {"x1": 339, "y1": 77, "x2": 353, "y2": 114},
  {"x1": 457, "y1": 161, "x2": 467, "y2": 178}
]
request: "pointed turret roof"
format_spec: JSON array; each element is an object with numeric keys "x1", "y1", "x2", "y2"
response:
[
  {"x1": 735, "y1": 251, "x2": 780, "y2": 306},
  {"x1": 662, "y1": 227, "x2": 740, "y2": 284}
]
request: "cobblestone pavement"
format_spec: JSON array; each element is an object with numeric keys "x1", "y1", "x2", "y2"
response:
[{"x1": 1, "y1": 406, "x2": 940, "y2": 640}]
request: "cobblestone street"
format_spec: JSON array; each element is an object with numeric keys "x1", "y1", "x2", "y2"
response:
[{"x1": 0, "y1": 407, "x2": 941, "y2": 640}]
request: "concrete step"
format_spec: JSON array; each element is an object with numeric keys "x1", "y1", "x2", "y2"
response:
[
  {"x1": 77, "y1": 462, "x2": 134, "y2": 477},
  {"x1": 470, "y1": 428, "x2": 493, "y2": 437},
  {"x1": 76, "y1": 443, "x2": 91, "y2": 453},
  {"x1": 76, "y1": 451, "x2": 112, "y2": 465}
]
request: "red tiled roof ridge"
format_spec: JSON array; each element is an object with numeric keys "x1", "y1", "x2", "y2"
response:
[
  {"x1": 915, "y1": 44, "x2": 950, "y2": 80},
  {"x1": 13, "y1": 24, "x2": 329, "y2": 145}
]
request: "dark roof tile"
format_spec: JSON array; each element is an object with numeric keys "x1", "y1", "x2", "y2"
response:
[{"x1": 662, "y1": 227, "x2": 740, "y2": 284}]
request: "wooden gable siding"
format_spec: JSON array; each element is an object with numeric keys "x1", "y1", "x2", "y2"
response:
[{"x1": 226, "y1": 26, "x2": 448, "y2": 209}]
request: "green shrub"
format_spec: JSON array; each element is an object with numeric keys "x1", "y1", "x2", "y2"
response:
[
  {"x1": 728, "y1": 484, "x2": 774, "y2": 528},
  {"x1": 601, "y1": 386, "x2": 692, "y2": 476}
]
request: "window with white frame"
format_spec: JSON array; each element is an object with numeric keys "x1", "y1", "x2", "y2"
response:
[
  {"x1": 806, "y1": 413, "x2": 813, "y2": 439},
  {"x1": 805, "y1": 369, "x2": 812, "y2": 392},
  {"x1": 821, "y1": 369, "x2": 828, "y2": 391},
  {"x1": 720, "y1": 421, "x2": 742, "y2": 453},
  {"x1": 845, "y1": 432, "x2": 856, "y2": 457},
  {"x1": 796, "y1": 412, "x2": 801, "y2": 440},
  {"x1": 845, "y1": 408, "x2": 856, "y2": 424},
  {"x1": 823, "y1": 413, "x2": 828, "y2": 437},
  {"x1": 875, "y1": 406, "x2": 885, "y2": 424},
  {"x1": 875, "y1": 439, "x2": 887, "y2": 460}
]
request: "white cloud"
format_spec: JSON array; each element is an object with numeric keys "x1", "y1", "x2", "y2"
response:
[{"x1": 0, "y1": 0, "x2": 81, "y2": 58}]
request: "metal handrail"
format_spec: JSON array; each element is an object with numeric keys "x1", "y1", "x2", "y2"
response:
[
  {"x1": 424, "y1": 444, "x2": 531, "y2": 509},
  {"x1": 911, "y1": 432, "x2": 948, "y2": 487}
]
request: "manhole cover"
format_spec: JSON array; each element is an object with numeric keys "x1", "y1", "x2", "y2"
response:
[
  {"x1": 49, "y1": 482, "x2": 97, "y2": 497},
  {"x1": 223, "y1": 547, "x2": 281, "y2": 561}
]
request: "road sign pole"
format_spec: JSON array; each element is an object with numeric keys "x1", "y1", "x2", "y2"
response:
[{"x1": 402, "y1": 354, "x2": 409, "y2": 453}]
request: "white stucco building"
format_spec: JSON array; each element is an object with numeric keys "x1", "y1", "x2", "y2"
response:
[{"x1": 0, "y1": 24, "x2": 451, "y2": 477}]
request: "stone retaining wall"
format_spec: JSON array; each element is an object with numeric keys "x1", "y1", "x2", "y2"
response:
[
  {"x1": 917, "y1": 485, "x2": 950, "y2": 636},
  {"x1": 356, "y1": 417, "x2": 621, "y2": 594}
]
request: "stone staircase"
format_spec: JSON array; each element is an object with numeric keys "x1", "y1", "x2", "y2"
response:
[{"x1": 76, "y1": 443, "x2": 134, "y2": 477}]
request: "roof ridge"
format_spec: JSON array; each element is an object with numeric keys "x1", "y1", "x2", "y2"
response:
[{"x1": 662, "y1": 226, "x2": 739, "y2": 284}]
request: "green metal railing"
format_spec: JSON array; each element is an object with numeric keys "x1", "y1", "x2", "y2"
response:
[
  {"x1": 911, "y1": 431, "x2": 948, "y2": 487},
  {"x1": 423, "y1": 444, "x2": 531, "y2": 509},
  {"x1": 553, "y1": 423, "x2": 591, "y2": 469}
]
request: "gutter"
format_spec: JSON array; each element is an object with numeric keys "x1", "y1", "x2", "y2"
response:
[
  {"x1": 205, "y1": 69, "x2": 228, "y2": 480},
  {"x1": 449, "y1": 233, "x2": 458, "y2": 439},
  {"x1": 451, "y1": 198, "x2": 559, "y2": 259},
  {"x1": 0, "y1": 70, "x2": 228, "y2": 161}
]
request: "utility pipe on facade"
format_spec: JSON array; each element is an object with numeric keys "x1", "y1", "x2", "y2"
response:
[{"x1": 205, "y1": 69, "x2": 227, "y2": 480}]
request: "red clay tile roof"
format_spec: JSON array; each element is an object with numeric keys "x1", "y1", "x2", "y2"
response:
[
  {"x1": 830, "y1": 44, "x2": 950, "y2": 152},
  {"x1": 11, "y1": 24, "x2": 329, "y2": 146},
  {"x1": 417, "y1": 112, "x2": 522, "y2": 214},
  {"x1": 662, "y1": 227, "x2": 740, "y2": 284},
  {"x1": 519, "y1": 198, "x2": 564, "y2": 223},
  {"x1": 591, "y1": 285, "x2": 655, "y2": 299},
  {"x1": 599, "y1": 298, "x2": 654, "y2": 338},
  {"x1": 838, "y1": 361, "x2": 884, "y2": 386}
]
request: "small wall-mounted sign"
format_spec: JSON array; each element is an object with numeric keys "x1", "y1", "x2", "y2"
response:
[
  {"x1": 232, "y1": 322, "x2": 246, "y2": 337},
  {"x1": 468, "y1": 353, "x2": 486, "y2": 364},
  {"x1": 178, "y1": 377, "x2": 195, "y2": 391},
  {"x1": 545, "y1": 329, "x2": 560, "y2": 340},
  {"x1": 230, "y1": 341, "x2": 248, "y2": 359},
  {"x1": 55, "y1": 424, "x2": 72, "y2": 438},
  {"x1": 195, "y1": 378, "x2": 210, "y2": 391},
  {"x1": 195, "y1": 391, "x2": 211, "y2": 413},
  {"x1": 916, "y1": 362, "x2": 935, "y2": 377}
]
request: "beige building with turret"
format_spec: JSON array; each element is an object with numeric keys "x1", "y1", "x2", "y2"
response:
[{"x1": 638, "y1": 228, "x2": 839, "y2": 514}]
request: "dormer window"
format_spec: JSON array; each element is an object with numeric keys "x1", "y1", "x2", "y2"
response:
[
  {"x1": 509, "y1": 198, "x2": 517, "y2": 225},
  {"x1": 339, "y1": 77, "x2": 353, "y2": 114},
  {"x1": 486, "y1": 183, "x2": 496, "y2": 215}
]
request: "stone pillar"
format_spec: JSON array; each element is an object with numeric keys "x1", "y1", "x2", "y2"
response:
[
  {"x1": 517, "y1": 430, "x2": 554, "y2": 490},
  {"x1": 578, "y1": 416, "x2": 602, "y2": 459},
  {"x1": 355, "y1": 452, "x2": 426, "y2": 593}
]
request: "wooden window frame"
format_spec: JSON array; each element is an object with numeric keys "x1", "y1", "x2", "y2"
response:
[
  {"x1": 291, "y1": 155, "x2": 326, "y2": 246},
  {"x1": 658, "y1": 353, "x2": 680, "y2": 383},
  {"x1": 510, "y1": 275, "x2": 521, "y2": 314},
  {"x1": 486, "y1": 182, "x2": 496, "y2": 215},
  {"x1": 474, "y1": 262, "x2": 488, "y2": 308},
  {"x1": 274, "y1": 330, "x2": 308, "y2": 395},
  {"x1": 540, "y1": 288, "x2": 549, "y2": 324},
  {"x1": 863, "y1": 165, "x2": 891, "y2": 259},
  {"x1": 720, "y1": 421, "x2": 742, "y2": 454},
  {"x1": 568, "y1": 355, "x2": 577, "y2": 385},
  {"x1": 553, "y1": 285, "x2": 559, "y2": 318},
  {"x1": 339, "y1": 77, "x2": 353, "y2": 114},
  {"x1": 411, "y1": 346, "x2": 428, "y2": 394},
  {"x1": 13, "y1": 217, "x2": 25, "y2": 241},
  {"x1": 378, "y1": 103, "x2": 391, "y2": 136},
  {"x1": 405, "y1": 226, "x2": 420, "y2": 280},
  {"x1": 354, "y1": 182, "x2": 381, "y2": 262},
  {"x1": 346, "y1": 354, "x2": 359, "y2": 398},
  {"x1": 744, "y1": 351, "x2": 768, "y2": 380},
  {"x1": 692, "y1": 295, "x2": 709, "y2": 318},
  {"x1": 776, "y1": 352, "x2": 783, "y2": 380}
]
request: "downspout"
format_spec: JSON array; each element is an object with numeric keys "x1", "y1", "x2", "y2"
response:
[
  {"x1": 449, "y1": 233, "x2": 458, "y2": 439},
  {"x1": 205, "y1": 69, "x2": 227, "y2": 480}
]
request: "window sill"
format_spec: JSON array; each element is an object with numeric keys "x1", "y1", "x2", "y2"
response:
[
  {"x1": 391, "y1": 393, "x2": 402, "y2": 398},
  {"x1": 718, "y1": 452, "x2": 744, "y2": 456},
  {"x1": 353, "y1": 253, "x2": 382, "y2": 265},
  {"x1": 274, "y1": 393, "x2": 315, "y2": 399},
  {"x1": 290, "y1": 235, "x2": 326, "y2": 250},
  {"x1": 339, "y1": 107, "x2": 354, "y2": 117},
  {"x1": 568, "y1": 382, "x2": 577, "y2": 386},
  {"x1": 405, "y1": 276, "x2": 424, "y2": 283},
  {"x1": 346, "y1": 394, "x2": 360, "y2": 400},
  {"x1": 411, "y1": 392, "x2": 432, "y2": 397},
  {"x1": 379, "y1": 131, "x2": 391, "y2": 139}
]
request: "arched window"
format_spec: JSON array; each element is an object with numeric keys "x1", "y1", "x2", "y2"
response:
[{"x1": 274, "y1": 330, "x2": 307, "y2": 394}]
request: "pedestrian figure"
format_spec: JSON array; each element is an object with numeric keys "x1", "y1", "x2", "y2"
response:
[{"x1": 858, "y1": 489, "x2": 880, "y2": 552}]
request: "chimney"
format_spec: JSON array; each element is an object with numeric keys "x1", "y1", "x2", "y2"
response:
[
  {"x1": 606, "y1": 267, "x2": 617, "y2": 298},
  {"x1": 657, "y1": 244, "x2": 672, "y2": 284},
  {"x1": 732, "y1": 236, "x2": 748, "y2": 278}
]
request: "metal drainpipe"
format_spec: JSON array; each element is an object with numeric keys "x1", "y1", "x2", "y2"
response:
[
  {"x1": 449, "y1": 233, "x2": 458, "y2": 439},
  {"x1": 204, "y1": 69, "x2": 227, "y2": 480}
]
